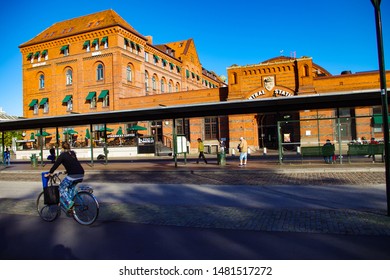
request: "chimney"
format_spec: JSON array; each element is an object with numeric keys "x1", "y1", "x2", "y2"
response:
[{"x1": 145, "y1": 36, "x2": 153, "y2": 44}]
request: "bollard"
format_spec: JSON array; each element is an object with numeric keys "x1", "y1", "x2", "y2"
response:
[
  {"x1": 30, "y1": 154, "x2": 38, "y2": 167},
  {"x1": 263, "y1": 147, "x2": 267, "y2": 156}
]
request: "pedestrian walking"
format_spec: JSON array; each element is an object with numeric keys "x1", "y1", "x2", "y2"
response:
[
  {"x1": 196, "y1": 138, "x2": 207, "y2": 164},
  {"x1": 238, "y1": 137, "x2": 248, "y2": 167},
  {"x1": 3, "y1": 147, "x2": 11, "y2": 166}
]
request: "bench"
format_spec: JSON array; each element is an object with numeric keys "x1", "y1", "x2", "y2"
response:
[
  {"x1": 347, "y1": 144, "x2": 384, "y2": 163},
  {"x1": 300, "y1": 145, "x2": 335, "y2": 163}
]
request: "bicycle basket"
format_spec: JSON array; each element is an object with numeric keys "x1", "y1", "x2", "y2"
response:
[
  {"x1": 44, "y1": 185, "x2": 59, "y2": 205},
  {"x1": 41, "y1": 172, "x2": 50, "y2": 188}
]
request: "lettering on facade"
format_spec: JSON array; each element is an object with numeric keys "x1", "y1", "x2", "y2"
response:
[
  {"x1": 248, "y1": 90, "x2": 265, "y2": 100},
  {"x1": 92, "y1": 51, "x2": 102, "y2": 56},
  {"x1": 274, "y1": 89, "x2": 292, "y2": 96},
  {"x1": 32, "y1": 62, "x2": 47, "y2": 68}
]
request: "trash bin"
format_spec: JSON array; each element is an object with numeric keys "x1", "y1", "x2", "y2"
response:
[
  {"x1": 217, "y1": 152, "x2": 226, "y2": 165},
  {"x1": 31, "y1": 153, "x2": 38, "y2": 167}
]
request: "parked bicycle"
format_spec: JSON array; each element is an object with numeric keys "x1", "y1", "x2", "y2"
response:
[{"x1": 36, "y1": 172, "x2": 99, "y2": 225}]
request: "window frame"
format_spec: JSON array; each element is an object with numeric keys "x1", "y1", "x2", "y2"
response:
[
  {"x1": 66, "y1": 69, "x2": 73, "y2": 85},
  {"x1": 204, "y1": 117, "x2": 219, "y2": 140},
  {"x1": 39, "y1": 74, "x2": 45, "y2": 89},
  {"x1": 97, "y1": 64, "x2": 104, "y2": 81}
]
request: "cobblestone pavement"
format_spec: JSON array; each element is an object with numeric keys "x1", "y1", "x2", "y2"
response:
[{"x1": 1, "y1": 159, "x2": 390, "y2": 236}]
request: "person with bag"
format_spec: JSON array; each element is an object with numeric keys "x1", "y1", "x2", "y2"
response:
[
  {"x1": 238, "y1": 137, "x2": 248, "y2": 167},
  {"x1": 46, "y1": 142, "x2": 84, "y2": 210}
]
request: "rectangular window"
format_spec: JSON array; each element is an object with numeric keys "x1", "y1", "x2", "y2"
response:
[
  {"x1": 39, "y1": 98, "x2": 49, "y2": 113},
  {"x1": 373, "y1": 107, "x2": 383, "y2": 133},
  {"x1": 67, "y1": 100, "x2": 73, "y2": 111},
  {"x1": 144, "y1": 52, "x2": 149, "y2": 62},
  {"x1": 92, "y1": 38, "x2": 99, "y2": 50},
  {"x1": 103, "y1": 95, "x2": 109, "y2": 107},
  {"x1": 43, "y1": 102, "x2": 49, "y2": 113},
  {"x1": 204, "y1": 117, "x2": 218, "y2": 140},
  {"x1": 101, "y1": 37, "x2": 108, "y2": 49},
  {"x1": 91, "y1": 96, "x2": 97, "y2": 109},
  {"x1": 33, "y1": 104, "x2": 38, "y2": 115},
  {"x1": 60, "y1": 45, "x2": 69, "y2": 56},
  {"x1": 175, "y1": 119, "x2": 190, "y2": 141},
  {"x1": 83, "y1": 40, "x2": 90, "y2": 52}
]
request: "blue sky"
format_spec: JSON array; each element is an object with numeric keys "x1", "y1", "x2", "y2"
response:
[{"x1": 0, "y1": 0, "x2": 389, "y2": 116}]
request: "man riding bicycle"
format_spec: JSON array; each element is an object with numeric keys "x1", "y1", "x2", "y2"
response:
[{"x1": 46, "y1": 142, "x2": 84, "y2": 211}]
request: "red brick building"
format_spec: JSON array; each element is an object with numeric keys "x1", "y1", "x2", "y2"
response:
[{"x1": 19, "y1": 10, "x2": 389, "y2": 156}]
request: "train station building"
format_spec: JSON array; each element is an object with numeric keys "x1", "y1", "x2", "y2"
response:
[{"x1": 17, "y1": 9, "x2": 390, "y2": 158}]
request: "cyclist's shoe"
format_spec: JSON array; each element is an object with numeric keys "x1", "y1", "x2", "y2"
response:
[{"x1": 66, "y1": 208, "x2": 74, "y2": 217}]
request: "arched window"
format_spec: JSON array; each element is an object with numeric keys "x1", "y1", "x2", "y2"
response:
[
  {"x1": 66, "y1": 69, "x2": 73, "y2": 85},
  {"x1": 145, "y1": 71, "x2": 149, "y2": 91},
  {"x1": 126, "y1": 65, "x2": 132, "y2": 82},
  {"x1": 176, "y1": 82, "x2": 180, "y2": 92},
  {"x1": 161, "y1": 78, "x2": 165, "y2": 93},
  {"x1": 168, "y1": 81, "x2": 173, "y2": 93},
  {"x1": 39, "y1": 74, "x2": 45, "y2": 89},
  {"x1": 152, "y1": 76, "x2": 157, "y2": 90},
  {"x1": 97, "y1": 64, "x2": 104, "y2": 80}
]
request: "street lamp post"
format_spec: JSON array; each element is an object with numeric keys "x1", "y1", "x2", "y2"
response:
[{"x1": 371, "y1": 0, "x2": 390, "y2": 216}]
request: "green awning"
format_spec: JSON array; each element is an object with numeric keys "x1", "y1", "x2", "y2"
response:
[
  {"x1": 153, "y1": 54, "x2": 160, "y2": 60},
  {"x1": 85, "y1": 128, "x2": 91, "y2": 139},
  {"x1": 116, "y1": 127, "x2": 123, "y2": 135},
  {"x1": 34, "y1": 51, "x2": 40, "y2": 58},
  {"x1": 28, "y1": 99, "x2": 38, "y2": 107},
  {"x1": 373, "y1": 114, "x2": 390, "y2": 125},
  {"x1": 36, "y1": 131, "x2": 51, "y2": 137},
  {"x1": 86, "y1": 91, "x2": 96, "y2": 101},
  {"x1": 98, "y1": 126, "x2": 114, "y2": 132},
  {"x1": 41, "y1": 50, "x2": 48, "y2": 56},
  {"x1": 98, "y1": 90, "x2": 109, "y2": 99},
  {"x1": 130, "y1": 41, "x2": 136, "y2": 48},
  {"x1": 63, "y1": 129, "x2": 77, "y2": 135},
  {"x1": 92, "y1": 38, "x2": 99, "y2": 46},
  {"x1": 60, "y1": 45, "x2": 69, "y2": 51},
  {"x1": 136, "y1": 44, "x2": 142, "y2": 51},
  {"x1": 127, "y1": 125, "x2": 147, "y2": 131},
  {"x1": 124, "y1": 38, "x2": 130, "y2": 45},
  {"x1": 27, "y1": 53, "x2": 33, "y2": 59},
  {"x1": 39, "y1": 98, "x2": 48, "y2": 106},
  {"x1": 186, "y1": 69, "x2": 190, "y2": 78},
  {"x1": 83, "y1": 40, "x2": 90, "y2": 48},
  {"x1": 62, "y1": 95, "x2": 72, "y2": 103},
  {"x1": 101, "y1": 37, "x2": 108, "y2": 44}
]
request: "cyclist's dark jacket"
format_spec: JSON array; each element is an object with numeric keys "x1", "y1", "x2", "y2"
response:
[{"x1": 49, "y1": 151, "x2": 84, "y2": 176}]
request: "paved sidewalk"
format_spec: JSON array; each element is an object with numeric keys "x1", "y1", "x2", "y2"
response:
[{"x1": 1, "y1": 155, "x2": 390, "y2": 236}]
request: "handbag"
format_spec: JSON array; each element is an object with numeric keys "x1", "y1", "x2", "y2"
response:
[{"x1": 44, "y1": 185, "x2": 60, "y2": 205}]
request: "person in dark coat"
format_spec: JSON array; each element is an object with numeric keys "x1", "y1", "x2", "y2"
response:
[{"x1": 46, "y1": 142, "x2": 84, "y2": 210}]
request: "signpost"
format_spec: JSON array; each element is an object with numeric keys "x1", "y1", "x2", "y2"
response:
[{"x1": 371, "y1": 0, "x2": 390, "y2": 216}]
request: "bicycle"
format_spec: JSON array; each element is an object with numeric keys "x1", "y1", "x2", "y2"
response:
[{"x1": 36, "y1": 172, "x2": 99, "y2": 225}]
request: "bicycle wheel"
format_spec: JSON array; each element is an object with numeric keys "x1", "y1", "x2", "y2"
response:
[
  {"x1": 72, "y1": 191, "x2": 99, "y2": 225},
  {"x1": 36, "y1": 191, "x2": 60, "y2": 222}
]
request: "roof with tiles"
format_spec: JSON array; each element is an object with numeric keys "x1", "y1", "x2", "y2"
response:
[{"x1": 19, "y1": 9, "x2": 144, "y2": 48}]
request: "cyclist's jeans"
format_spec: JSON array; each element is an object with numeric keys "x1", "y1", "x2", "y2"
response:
[{"x1": 59, "y1": 177, "x2": 77, "y2": 210}]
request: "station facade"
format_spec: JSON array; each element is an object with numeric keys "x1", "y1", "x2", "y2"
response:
[{"x1": 18, "y1": 9, "x2": 390, "y2": 156}]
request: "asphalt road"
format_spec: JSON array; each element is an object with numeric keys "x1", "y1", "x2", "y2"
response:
[{"x1": 2, "y1": 213, "x2": 390, "y2": 260}]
